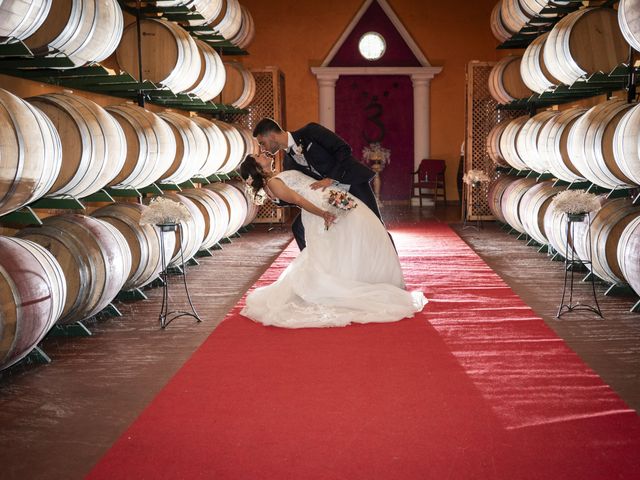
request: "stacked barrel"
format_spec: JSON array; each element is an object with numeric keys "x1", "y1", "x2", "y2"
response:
[
  {"x1": 489, "y1": 5, "x2": 628, "y2": 103},
  {"x1": 484, "y1": 2, "x2": 640, "y2": 311},
  {"x1": 0, "y1": 0, "x2": 261, "y2": 372}
]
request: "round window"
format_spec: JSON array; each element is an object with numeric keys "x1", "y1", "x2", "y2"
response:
[{"x1": 358, "y1": 32, "x2": 386, "y2": 61}]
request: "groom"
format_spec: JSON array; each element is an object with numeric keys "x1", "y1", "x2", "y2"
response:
[{"x1": 253, "y1": 118, "x2": 384, "y2": 250}]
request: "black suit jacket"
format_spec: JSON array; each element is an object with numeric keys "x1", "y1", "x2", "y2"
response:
[{"x1": 283, "y1": 123, "x2": 375, "y2": 185}]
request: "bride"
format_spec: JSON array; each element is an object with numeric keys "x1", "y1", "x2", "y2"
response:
[{"x1": 238, "y1": 153, "x2": 427, "y2": 328}]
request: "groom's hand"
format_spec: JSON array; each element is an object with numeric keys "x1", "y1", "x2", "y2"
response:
[{"x1": 310, "y1": 178, "x2": 334, "y2": 191}]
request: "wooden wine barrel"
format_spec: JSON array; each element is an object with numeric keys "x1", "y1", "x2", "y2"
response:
[
  {"x1": 618, "y1": 0, "x2": 640, "y2": 52},
  {"x1": 159, "y1": 193, "x2": 206, "y2": 266},
  {"x1": 28, "y1": 93, "x2": 126, "y2": 199},
  {"x1": 543, "y1": 8, "x2": 628, "y2": 86},
  {"x1": 0, "y1": 0, "x2": 51, "y2": 41},
  {"x1": 617, "y1": 215, "x2": 640, "y2": 297},
  {"x1": 500, "y1": 0, "x2": 532, "y2": 34},
  {"x1": 17, "y1": 214, "x2": 131, "y2": 324},
  {"x1": 24, "y1": 0, "x2": 123, "y2": 67},
  {"x1": 538, "y1": 106, "x2": 587, "y2": 183},
  {"x1": 0, "y1": 237, "x2": 65, "y2": 371},
  {"x1": 613, "y1": 102, "x2": 640, "y2": 186},
  {"x1": 116, "y1": 18, "x2": 200, "y2": 94},
  {"x1": 520, "y1": 32, "x2": 561, "y2": 93},
  {"x1": 520, "y1": 0, "x2": 570, "y2": 18},
  {"x1": 519, "y1": 180, "x2": 564, "y2": 245},
  {"x1": 210, "y1": 0, "x2": 243, "y2": 40},
  {"x1": 567, "y1": 99, "x2": 636, "y2": 189},
  {"x1": 235, "y1": 123, "x2": 260, "y2": 157},
  {"x1": 572, "y1": 198, "x2": 640, "y2": 285},
  {"x1": 204, "y1": 183, "x2": 248, "y2": 237},
  {"x1": 186, "y1": 40, "x2": 226, "y2": 102},
  {"x1": 490, "y1": 1, "x2": 513, "y2": 43},
  {"x1": 0, "y1": 88, "x2": 62, "y2": 217},
  {"x1": 515, "y1": 110, "x2": 558, "y2": 173},
  {"x1": 213, "y1": 120, "x2": 246, "y2": 174},
  {"x1": 179, "y1": 0, "x2": 225, "y2": 27},
  {"x1": 105, "y1": 104, "x2": 176, "y2": 190},
  {"x1": 500, "y1": 177, "x2": 536, "y2": 233},
  {"x1": 489, "y1": 55, "x2": 533, "y2": 104},
  {"x1": 543, "y1": 201, "x2": 573, "y2": 259},
  {"x1": 230, "y1": 5, "x2": 256, "y2": 49},
  {"x1": 486, "y1": 122, "x2": 511, "y2": 168},
  {"x1": 157, "y1": 111, "x2": 208, "y2": 185},
  {"x1": 227, "y1": 180, "x2": 258, "y2": 226},
  {"x1": 180, "y1": 188, "x2": 230, "y2": 250},
  {"x1": 499, "y1": 115, "x2": 530, "y2": 170},
  {"x1": 92, "y1": 203, "x2": 176, "y2": 291},
  {"x1": 190, "y1": 116, "x2": 229, "y2": 178},
  {"x1": 220, "y1": 62, "x2": 256, "y2": 109},
  {"x1": 488, "y1": 175, "x2": 517, "y2": 223}
]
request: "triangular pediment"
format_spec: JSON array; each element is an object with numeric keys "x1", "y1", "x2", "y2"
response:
[{"x1": 322, "y1": 0, "x2": 431, "y2": 68}]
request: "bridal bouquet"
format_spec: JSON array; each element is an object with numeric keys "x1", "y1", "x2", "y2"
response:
[{"x1": 328, "y1": 189, "x2": 358, "y2": 211}]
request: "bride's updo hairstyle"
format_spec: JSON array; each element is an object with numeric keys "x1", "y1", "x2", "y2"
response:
[{"x1": 239, "y1": 155, "x2": 265, "y2": 190}]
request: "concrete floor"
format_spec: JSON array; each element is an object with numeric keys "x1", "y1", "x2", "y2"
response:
[{"x1": 0, "y1": 202, "x2": 638, "y2": 480}]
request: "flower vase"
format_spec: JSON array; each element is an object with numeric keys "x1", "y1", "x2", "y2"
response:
[{"x1": 371, "y1": 159, "x2": 384, "y2": 202}]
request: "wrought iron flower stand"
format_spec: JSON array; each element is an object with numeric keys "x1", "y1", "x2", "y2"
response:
[
  {"x1": 157, "y1": 223, "x2": 202, "y2": 328},
  {"x1": 556, "y1": 213, "x2": 604, "y2": 319}
]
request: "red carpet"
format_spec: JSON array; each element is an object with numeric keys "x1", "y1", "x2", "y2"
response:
[{"x1": 86, "y1": 222, "x2": 640, "y2": 479}]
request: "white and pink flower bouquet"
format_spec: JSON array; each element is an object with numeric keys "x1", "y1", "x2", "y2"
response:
[{"x1": 328, "y1": 189, "x2": 358, "y2": 211}]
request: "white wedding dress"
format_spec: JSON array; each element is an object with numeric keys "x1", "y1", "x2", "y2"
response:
[{"x1": 240, "y1": 170, "x2": 427, "y2": 328}]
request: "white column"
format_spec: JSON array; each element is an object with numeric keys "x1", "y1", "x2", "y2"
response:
[
  {"x1": 411, "y1": 73, "x2": 432, "y2": 171},
  {"x1": 316, "y1": 73, "x2": 339, "y2": 131}
]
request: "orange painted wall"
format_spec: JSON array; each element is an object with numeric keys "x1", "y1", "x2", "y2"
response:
[{"x1": 236, "y1": 0, "x2": 502, "y2": 201}]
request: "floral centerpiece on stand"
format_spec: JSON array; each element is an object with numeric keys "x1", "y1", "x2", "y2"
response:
[
  {"x1": 362, "y1": 142, "x2": 391, "y2": 201},
  {"x1": 140, "y1": 197, "x2": 191, "y2": 231},
  {"x1": 462, "y1": 169, "x2": 491, "y2": 188},
  {"x1": 550, "y1": 190, "x2": 601, "y2": 221}
]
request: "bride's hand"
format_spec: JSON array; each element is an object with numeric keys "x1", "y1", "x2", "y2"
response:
[{"x1": 323, "y1": 211, "x2": 337, "y2": 230}]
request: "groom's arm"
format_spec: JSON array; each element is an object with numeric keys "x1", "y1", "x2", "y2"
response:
[{"x1": 303, "y1": 123, "x2": 353, "y2": 183}]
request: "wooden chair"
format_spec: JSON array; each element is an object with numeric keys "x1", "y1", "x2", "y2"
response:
[{"x1": 411, "y1": 159, "x2": 447, "y2": 207}]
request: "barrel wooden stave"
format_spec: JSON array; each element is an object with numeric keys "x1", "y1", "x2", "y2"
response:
[
  {"x1": 613, "y1": 102, "x2": 640, "y2": 186},
  {"x1": 538, "y1": 106, "x2": 587, "y2": 183},
  {"x1": 186, "y1": 40, "x2": 226, "y2": 102},
  {"x1": 572, "y1": 198, "x2": 640, "y2": 285},
  {"x1": 28, "y1": 93, "x2": 126, "y2": 199},
  {"x1": 500, "y1": 177, "x2": 537, "y2": 233},
  {"x1": 116, "y1": 18, "x2": 200, "y2": 94},
  {"x1": 618, "y1": 215, "x2": 640, "y2": 297},
  {"x1": 106, "y1": 104, "x2": 176, "y2": 189},
  {"x1": 488, "y1": 176, "x2": 517, "y2": 223},
  {"x1": 213, "y1": 120, "x2": 246, "y2": 174},
  {"x1": 204, "y1": 182, "x2": 248, "y2": 237},
  {"x1": 500, "y1": 115, "x2": 530, "y2": 171},
  {"x1": 0, "y1": 0, "x2": 52, "y2": 41},
  {"x1": 17, "y1": 214, "x2": 131, "y2": 324},
  {"x1": 0, "y1": 237, "x2": 66, "y2": 371},
  {"x1": 157, "y1": 111, "x2": 208, "y2": 185},
  {"x1": 180, "y1": 188, "x2": 230, "y2": 250},
  {"x1": 486, "y1": 122, "x2": 511, "y2": 168},
  {"x1": 0, "y1": 88, "x2": 62, "y2": 216},
  {"x1": 190, "y1": 116, "x2": 229, "y2": 178},
  {"x1": 516, "y1": 110, "x2": 558, "y2": 173},
  {"x1": 619, "y1": 0, "x2": 640, "y2": 52},
  {"x1": 157, "y1": 193, "x2": 206, "y2": 266},
  {"x1": 220, "y1": 61, "x2": 256, "y2": 109},
  {"x1": 24, "y1": 0, "x2": 123, "y2": 67},
  {"x1": 92, "y1": 203, "x2": 176, "y2": 290},
  {"x1": 568, "y1": 99, "x2": 636, "y2": 189},
  {"x1": 519, "y1": 181, "x2": 564, "y2": 245},
  {"x1": 544, "y1": 8, "x2": 628, "y2": 86}
]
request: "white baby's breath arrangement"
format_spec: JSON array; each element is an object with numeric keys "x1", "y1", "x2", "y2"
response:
[
  {"x1": 463, "y1": 169, "x2": 491, "y2": 186},
  {"x1": 550, "y1": 190, "x2": 601, "y2": 215},
  {"x1": 139, "y1": 197, "x2": 191, "y2": 225}
]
